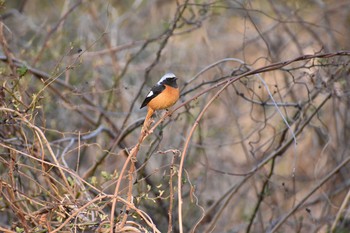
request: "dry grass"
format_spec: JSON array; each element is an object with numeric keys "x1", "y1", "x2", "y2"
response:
[{"x1": 1, "y1": 1, "x2": 350, "y2": 232}]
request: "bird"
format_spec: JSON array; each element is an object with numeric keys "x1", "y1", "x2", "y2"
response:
[{"x1": 140, "y1": 72, "x2": 180, "y2": 129}]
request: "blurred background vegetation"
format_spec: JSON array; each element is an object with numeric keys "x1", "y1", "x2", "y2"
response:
[{"x1": 1, "y1": 0, "x2": 350, "y2": 232}]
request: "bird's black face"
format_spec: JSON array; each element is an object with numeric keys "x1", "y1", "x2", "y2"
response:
[{"x1": 161, "y1": 77, "x2": 178, "y2": 88}]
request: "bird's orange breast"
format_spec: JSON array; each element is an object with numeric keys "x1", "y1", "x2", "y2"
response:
[{"x1": 147, "y1": 85, "x2": 179, "y2": 110}]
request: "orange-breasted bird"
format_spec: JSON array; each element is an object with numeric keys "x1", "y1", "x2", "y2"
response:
[{"x1": 140, "y1": 72, "x2": 180, "y2": 127}]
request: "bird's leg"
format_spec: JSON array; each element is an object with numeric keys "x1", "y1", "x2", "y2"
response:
[
  {"x1": 141, "y1": 108, "x2": 154, "y2": 134},
  {"x1": 165, "y1": 108, "x2": 173, "y2": 117}
]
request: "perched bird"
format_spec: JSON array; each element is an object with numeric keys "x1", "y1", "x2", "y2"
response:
[{"x1": 140, "y1": 72, "x2": 180, "y2": 127}]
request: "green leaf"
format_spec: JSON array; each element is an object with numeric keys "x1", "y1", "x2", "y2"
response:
[
  {"x1": 101, "y1": 171, "x2": 112, "y2": 180},
  {"x1": 90, "y1": 176, "x2": 97, "y2": 185},
  {"x1": 15, "y1": 227, "x2": 24, "y2": 233},
  {"x1": 16, "y1": 66, "x2": 28, "y2": 77},
  {"x1": 67, "y1": 176, "x2": 74, "y2": 186}
]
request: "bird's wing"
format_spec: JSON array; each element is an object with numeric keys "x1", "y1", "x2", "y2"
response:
[{"x1": 140, "y1": 84, "x2": 165, "y2": 109}]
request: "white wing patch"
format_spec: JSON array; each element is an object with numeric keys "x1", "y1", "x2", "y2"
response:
[
  {"x1": 157, "y1": 72, "x2": 176, "y2": 85},
  {"x1": 147, "y1": 91, "x2": 154, "y2": 97}
]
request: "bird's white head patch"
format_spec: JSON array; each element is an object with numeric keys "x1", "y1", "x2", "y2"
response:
[{"x1": 157, "y1": 72, "x2": 176, "y2": 85}]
